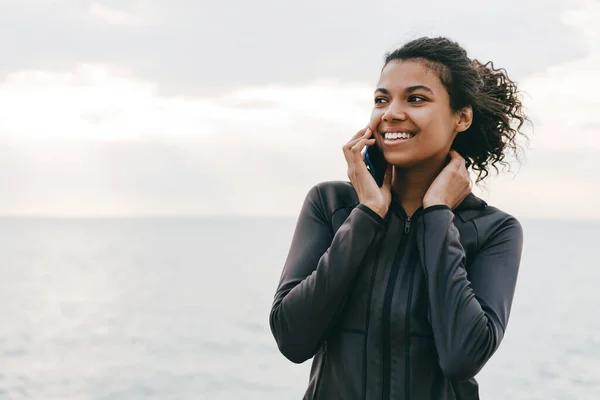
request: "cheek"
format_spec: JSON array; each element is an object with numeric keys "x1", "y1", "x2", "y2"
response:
[
  {"x1": 413, "y1": 109, "x2": 454, "y2": 143},
  {"x1": 369, "y1": 108, "x2": 384, "y2": 127},
  {"x1": 410, "y1": 108, "x2": 436, "y2": 129}
]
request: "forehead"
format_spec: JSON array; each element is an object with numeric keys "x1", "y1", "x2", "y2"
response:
[{"x1": 376, "y1": 60, "x2": 444, "y2": 92}]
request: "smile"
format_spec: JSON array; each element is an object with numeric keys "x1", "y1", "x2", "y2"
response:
[{"x1": 381, "y1": 131, "x2": 417, "y2": 140}]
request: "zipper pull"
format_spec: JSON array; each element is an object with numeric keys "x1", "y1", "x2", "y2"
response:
[{"x1": 405, "y1": 217, "x2": 411, "y2": 234}]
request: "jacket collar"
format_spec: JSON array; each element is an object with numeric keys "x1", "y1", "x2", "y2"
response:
[
  {"x1": 390, "y1": 191, "x2": 487, "y2": 211},
  {"x1": 455, "y1": 192, "x2": 487, "y2": 211},
  {"x1": 388, "y1": 191, "x2": 487, "y2": 219}
]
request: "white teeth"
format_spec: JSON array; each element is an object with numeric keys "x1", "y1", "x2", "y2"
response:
[{"x1": 383, "y1": 132, "x2": 414, "y2": 140}]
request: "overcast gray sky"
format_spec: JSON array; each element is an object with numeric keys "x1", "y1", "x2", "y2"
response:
[{"x1": 0, "y1": 0, "x2": 599, "y2": 219}]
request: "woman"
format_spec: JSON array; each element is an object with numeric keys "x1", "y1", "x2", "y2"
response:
[{"x1": 269, "y1": 36, "x2": 528, "y2": 400}]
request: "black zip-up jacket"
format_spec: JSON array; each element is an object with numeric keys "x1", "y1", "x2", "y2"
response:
[{"x1": 269, "y1": 181, "x2": 523, "y2": 399}]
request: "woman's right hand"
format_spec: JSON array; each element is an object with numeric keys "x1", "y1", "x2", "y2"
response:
[{"x1": 343, "y1": 126, "x2": 392, "y2": 219}]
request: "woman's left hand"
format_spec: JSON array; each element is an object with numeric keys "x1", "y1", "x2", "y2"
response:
[{"x1": 423, "y1": 150, "x2": 472, "y2": 209}]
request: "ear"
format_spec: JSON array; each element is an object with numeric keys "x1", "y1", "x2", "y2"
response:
[{"x1": 455, "y1": 105, "x2": 473, "y2": 133}]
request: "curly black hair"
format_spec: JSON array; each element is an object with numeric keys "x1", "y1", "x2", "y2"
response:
[{"x1": 384, "y1": 37, "x2": 531, "y2": 183}]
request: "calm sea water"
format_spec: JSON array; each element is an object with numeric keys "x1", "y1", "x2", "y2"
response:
[{"x1": 0, "y1": 217, "x2": 598, "y2": 399}]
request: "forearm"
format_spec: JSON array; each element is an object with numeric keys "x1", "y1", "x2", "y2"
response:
[
  {"x1": 417, "y1": 206, "x2": 522, "y2": 380},
  {"x1": 270, "y1": 203, "x2": 386, "y2": 363}
]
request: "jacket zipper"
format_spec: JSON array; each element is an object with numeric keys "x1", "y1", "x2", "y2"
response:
[
  {"x1": 404, "y1": 216, "x2": 412, "y2": 234},
  {"x1": 381, "y1": 217, "x2": 412, "y2": 399}
]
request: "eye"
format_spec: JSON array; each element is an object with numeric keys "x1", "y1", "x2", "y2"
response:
[
  {"x1": 375, "y1": 97, "x2": 388, "y2": 104},
  {"x1": 408, "y1": 95, "x2": 427, "y2": 103}
]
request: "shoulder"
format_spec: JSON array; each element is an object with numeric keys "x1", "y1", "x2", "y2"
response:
[
  {"x1": 305, "y1": 180, "x2": 359, "y2": 216},
  {"x1": 456, "y1": 194, "x2": 523, "y2": 246}
]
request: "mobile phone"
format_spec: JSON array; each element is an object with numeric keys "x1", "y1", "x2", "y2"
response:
[{"x1": 364, "y1": 144, "x2": 387, "y2": 187}]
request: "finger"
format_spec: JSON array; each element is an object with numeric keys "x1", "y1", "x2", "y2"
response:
[
  {"x1": 449, "y1": 150, "x2": 466, "y2": 163},
  {"x1": 448, "y1": 150, "x2": 462, "y2": 161},
  {"x1": 345, "y1": 132, "x2": 372, "y2": 149},
  {"x1": 345, "y1": 137, "x2": 374, "y2": 155},
  {"x1": 350, "y1": 125, "x2": 371, "y2": 141},
  {"x1": 344, "y1": 129, "x2": 374, "y2": 152},
  {"x1": 449, "y1": 150, "x2": 467, "y2": 168},
  {"x1": 351, "y1": 138, "x2": 376, "y2": 155}
]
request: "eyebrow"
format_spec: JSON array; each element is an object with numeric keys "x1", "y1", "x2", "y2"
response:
[{"x1": 375, "y1": 85, "x2": 434, "y2": 95}]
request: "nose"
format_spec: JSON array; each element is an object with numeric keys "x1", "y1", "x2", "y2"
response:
[{"x1": 382, "y1": 101, "x2": 407, "y2": 122}]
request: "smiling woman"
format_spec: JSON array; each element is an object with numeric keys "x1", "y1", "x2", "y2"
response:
[
  {"x1": 269, "y1": 36, "x2": 531, "y2": 400},
  {"x1": 370, "y1": 43, "x2": 527, "y2": 186}
]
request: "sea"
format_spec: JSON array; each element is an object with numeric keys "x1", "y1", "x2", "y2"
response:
[{"x1": 0, "y1": 217, "x2": 598, "y2": 399}]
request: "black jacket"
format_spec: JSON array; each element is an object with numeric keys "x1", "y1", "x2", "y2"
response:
[{"x1": 269, "y1": 181, "x2": 523, "y2": 400}]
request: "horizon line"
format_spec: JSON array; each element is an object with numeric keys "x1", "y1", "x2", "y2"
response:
[{"x1": 0, "y1": 214, "x2": 597, "y2": 223}]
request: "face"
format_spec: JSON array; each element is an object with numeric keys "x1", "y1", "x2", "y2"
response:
[{"x1": 369, "y1": 59, "x2": 471, "y2": 168}]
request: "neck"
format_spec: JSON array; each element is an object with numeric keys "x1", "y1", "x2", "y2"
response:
[{"x1": 391, "y1": 155, "x2": 448, "y2": 217}]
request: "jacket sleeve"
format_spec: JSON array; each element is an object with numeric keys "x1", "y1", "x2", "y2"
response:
[
  {"x1": 415, "y1": 205, "x2": 523, "y2": 381},
  {"x1": 269, "y1": 184, "x2": 386, "y2": 364}
]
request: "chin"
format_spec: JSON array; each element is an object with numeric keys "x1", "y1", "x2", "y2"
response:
[{"x1": 384, "y1": 153, "x2": 423, "y2": 169}]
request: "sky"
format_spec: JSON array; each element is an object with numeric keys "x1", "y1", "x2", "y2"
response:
[{"x1": 0, "y1": 0, "x2": 599, "y2": 219}]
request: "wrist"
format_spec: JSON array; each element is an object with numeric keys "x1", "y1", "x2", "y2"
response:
[
  {"x1": 423, "y1": 197, "x2": 448, "y2": 209},
  {"x1": 361, "y1": 202, "x2": 388, "y2": 218}
]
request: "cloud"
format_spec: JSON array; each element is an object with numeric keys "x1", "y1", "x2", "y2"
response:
[
  {"x1": 561, "y1": 0, "x2": 600, "y2": 46},
  {"x1": 517, "y1": 1, "x2": 600, "y2": 151},
  {"x1": 0, "y1": 64, "x2": 218, "y2": 140},
  {"x1": 0, "y1": 0, "x2": 598, "y2": 218},
  {"x1": 0, "y1": 0, "x2": 591, "y2": 96},
  {"x1": 520, "y1": 52, "x2": 600, "y2": 151},
  {"x1": 0, "y1": 139, "x2": 329, "y2": 217},
  {"x1": 0, "y1": 66, "x2": 372, "y2": 144},
  {"x1": 87, "y1": 2, "x2": 160, "y2": 27},
  {"x1": 0, "y1": 139, "x2": 598, "y2": 220},
  {"x1": 470, "y1": 148, "x2": 600, "y2": 221}
]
